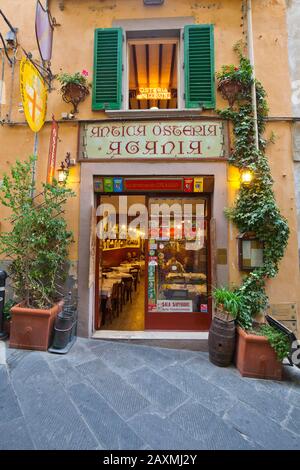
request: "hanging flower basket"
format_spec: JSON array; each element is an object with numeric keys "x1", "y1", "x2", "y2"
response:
[
  {"x1": 217, "y1": 78, "x2": 244, "y2": 107},
  {"x1": 57, "y1": 70, "x2": 91, "y2": 114},
  {"x1": 61, "y1": 82, "x2": 90, "y2": 114}
]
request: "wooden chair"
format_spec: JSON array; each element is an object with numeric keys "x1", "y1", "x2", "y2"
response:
[
  {"x1": 123, "y1": 277, "x2": 133, "y2": 303},
  {"x1": 130, "y1": 268, "x2": 139, "y2": 291},
  {"x1": 118, "y1": 282, "x2": 123, "y2": 313},
  {"x1": 110, "y1": 282, "x2": 120, "y2": 319}
]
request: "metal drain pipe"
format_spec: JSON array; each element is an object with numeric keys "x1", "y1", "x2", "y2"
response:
[{"x1": 247, "y1": 0, "x2": 259, "y2": 150}]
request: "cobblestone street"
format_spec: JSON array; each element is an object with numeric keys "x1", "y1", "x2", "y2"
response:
[{"x1": 0, "y1": 338, "x2": 300, "y2": 450}]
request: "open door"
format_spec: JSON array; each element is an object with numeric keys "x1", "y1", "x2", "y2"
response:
[{"x1": 90, "y1": 202, "x2": 102, "y2": 330}]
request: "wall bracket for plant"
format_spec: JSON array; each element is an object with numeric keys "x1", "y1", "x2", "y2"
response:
[{"x1": 61, "y1": 83, "x2": 89, "y2": 114}]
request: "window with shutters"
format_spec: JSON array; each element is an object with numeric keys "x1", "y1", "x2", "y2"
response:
[{"x1": 92, "y1": 24, "x2": 215, "y2": 112}]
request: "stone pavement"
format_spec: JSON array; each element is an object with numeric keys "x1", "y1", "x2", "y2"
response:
[{"x1": 1, "y1": 337, "x2": 300, "y2": 450}]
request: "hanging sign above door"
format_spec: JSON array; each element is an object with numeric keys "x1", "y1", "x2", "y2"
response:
[{"x1": 79, "y1": 120, "x2": 227, "y2": 160}]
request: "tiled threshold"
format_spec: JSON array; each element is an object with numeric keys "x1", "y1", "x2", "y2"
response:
[
  {"x1": 93, "y1": 330, "x2": 208, "y2": 340},
  {"x1": 92, "y1": 330, "x2": 209, "y2": 351}
]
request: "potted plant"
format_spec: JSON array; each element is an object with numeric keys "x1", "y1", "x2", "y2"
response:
[
  {"x1": 212, "y1": 286, "x2": 242, "y2": 322},
  {"x1": 235, "y1": 323, "x2": 290, "y2": 381},
  {"x1": 0, "y1": 156, "x2": 74, "y2": 351},
  {"x1": 216, "y1": 45, "x2": 252, "y2": 107},
  {"x1": 57, "y1": 70, "x2": 91, "y2": 114},
  {"x1": 231, "y1": 278, "x2": 290, "y2": 380},
  {"x1": 208, "y1": 287, "x2": 242, "y2": 367}
]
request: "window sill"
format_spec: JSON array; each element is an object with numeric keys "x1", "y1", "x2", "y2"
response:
[{"x1": 105, "y1": 109, "x2": 207, "y2": 119}]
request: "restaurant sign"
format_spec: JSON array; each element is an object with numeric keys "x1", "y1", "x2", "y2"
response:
[{"x1": 79, "y1": 120, "x2": 226, "y2": 160}]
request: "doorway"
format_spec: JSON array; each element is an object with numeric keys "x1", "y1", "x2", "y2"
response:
[
  {"x1": 97, "y1": 195, "x2": 146, "y2": 331},
  {"x1": 94, "y1": 183, "x2": 212, "y2": 332}
]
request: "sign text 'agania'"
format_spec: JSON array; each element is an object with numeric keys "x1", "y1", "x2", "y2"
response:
[{"x1": 80, "y1": 120, "x2": 225, "y2": 160}]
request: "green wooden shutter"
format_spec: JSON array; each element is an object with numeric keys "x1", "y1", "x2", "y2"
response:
[
  {"x1": 184, "y1": 24, "x2": 215, "y2": 109},
  {"x1": 92, "y1": 28, "x2": 123, "y2": 110}
]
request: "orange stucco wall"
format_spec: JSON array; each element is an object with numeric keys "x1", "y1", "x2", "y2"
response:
[{"x1": 0, "y1": 0, "x2": 299, "y2": 331}]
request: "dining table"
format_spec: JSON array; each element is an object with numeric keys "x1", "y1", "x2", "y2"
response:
[
  {"x1": 165, "y1": 272, "x2": 207, "y2": 283},
  {"x1": 104, "y1": 272, "x2": 133, "y2": 280},
  {"x1": 111, "y1": 266, "x2": 134, "y2": 274},
  {"x1": 161, "y1": 283, "x2": 207, "y2": 295}
]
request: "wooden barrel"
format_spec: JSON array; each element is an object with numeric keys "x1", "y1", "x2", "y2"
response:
[{"x1": 208, "y1": 316, "x2": 236, "y2": 367}]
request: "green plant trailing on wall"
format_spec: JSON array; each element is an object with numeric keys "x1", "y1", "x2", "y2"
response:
[
  {"x1": 0, "y1": 156, "x2": 74, "y2": 309},
  {"x1": 217, "y1": 43, "x2": 290, "y2": 333}
]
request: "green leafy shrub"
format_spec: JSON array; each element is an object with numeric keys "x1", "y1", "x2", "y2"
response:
[
  {"x1": 56, "y1": 70, "x2": 90, "y2": 87},
  {"x1": 3, "y1": 300, "x2": 15, "y2": 321},
  {"x1": 259, "y1": 324, "x2": 290, "y2": 361},
  {"x1": 0, "y1": 156, "x2": 75, "y2": 309},
  {"x1": 213, "y1": 286, "x2": 243, "y2": 320}
]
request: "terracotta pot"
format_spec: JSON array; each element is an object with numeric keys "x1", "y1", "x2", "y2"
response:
[
  {"x1": 235, "y1": 326, "x2": 283, "y2": 380},
  {"x1": 10, "y1": 301, "x2": 63, "y2": 351}
]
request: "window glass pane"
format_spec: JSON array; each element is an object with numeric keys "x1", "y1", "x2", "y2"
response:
[
  {"x1": 148, "y1": 197, "x2": 209, "y2": 313},
  {"x1": 128, "y1": 40, "x2": 178, "y2": 110}
]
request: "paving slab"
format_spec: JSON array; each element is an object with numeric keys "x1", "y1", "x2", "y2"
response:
[
  {"x1": 185, "y1": 355, "x2": 222, "y2": 380},
  {"x1": 0, "y1": 366, "x2": 22, "y2": 425},
  {"x1": 207, "y1": 367, "x2": 292, "y2": 424},
  {"x1": 77, "y1": 359, "x2": 151, "y2": 419},
  {"x1": 48, "y1": 357, "x2": 89, "y2": 389},
  {"x1": 0, "y1": 416, "x2": 35, "y2": 450},
  {"x1": 170, "y1": 400, "x2": 258, "y2": 450},
  {"x1": 158, "y1": 363, "x2": 236, "y2": 416},
  {"x1": 224, "y1": 401, "x2": 300, "y2": 450},
  {"x1": 69, "y1": 382, "x2": 145, "y2": 450},
  {"x1": 284, "y1": 406, "x2": 300, "y2": 436},
  {"x1": 10, "y1": 354, "x2": 98, "y2": 450},
  {"x1": 288, "y1": 388, "x2": 300, "y2": 408},
  {"x1": 91, "y1": 342, "x2": 147, "y2": 375},
  {"x1": 126, "y1": 366, "x2": 188, "y2": 413},
  {"x1": 128, "y1": 412, "x2": 206, "y2": 450}
]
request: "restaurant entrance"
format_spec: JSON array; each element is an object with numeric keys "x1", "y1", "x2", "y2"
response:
[{"x1": 94, "y1": 177, "x2": 212, "y2": 332}]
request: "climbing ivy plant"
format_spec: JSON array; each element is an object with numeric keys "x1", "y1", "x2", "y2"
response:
[{"x1": 217, "y1": 43, "x2": 290, "y2": 331}]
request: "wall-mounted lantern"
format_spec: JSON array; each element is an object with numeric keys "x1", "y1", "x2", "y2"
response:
[
  {"x1": 237, "y1": 232, "x2": 264, "y2": 271},
  {"x1": 240, "y1": 168, "x2": 254, "y2": 186},
  {"x1": 57, "y1": 152, "x2": 75, "y2": 183}
]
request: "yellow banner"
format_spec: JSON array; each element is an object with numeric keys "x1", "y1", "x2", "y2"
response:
[{"x1": 20, "y1": 58, "x2": 47, "y2": 132}]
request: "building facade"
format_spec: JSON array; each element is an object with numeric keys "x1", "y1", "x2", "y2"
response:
[{"x1": 0, "y1": 0, "x2": 299, "y2": 338}]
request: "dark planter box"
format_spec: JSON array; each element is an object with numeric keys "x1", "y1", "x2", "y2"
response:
[
  {"x1": 235, "y1": 326, "x2": 283, "y2": 380},
  {"x1": 4, "y1": 319, "x2": 11, "y2": 337},
  {"x1": 10, "y1": 301, "x2": 63, "y2": 351}
]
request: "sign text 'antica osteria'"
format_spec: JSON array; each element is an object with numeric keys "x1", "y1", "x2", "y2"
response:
[{"x1": 80, "y1": 120, "x2": 225, "y2": 160}]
